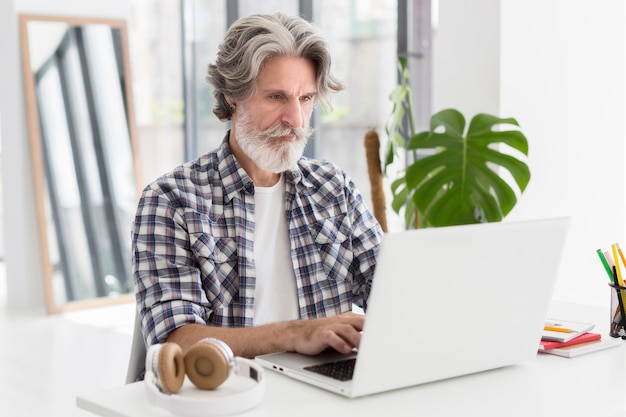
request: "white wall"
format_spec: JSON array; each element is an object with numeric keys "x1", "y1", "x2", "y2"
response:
[
  {"x1": 436, "y1": 0, "x2": 626, "y2": 307},
  {"x1": 434, "y1": 0, "x2": 501, "y2": 116},
  {"x1": 0, "y1": 0, "x2": 131, "y2": 311}
]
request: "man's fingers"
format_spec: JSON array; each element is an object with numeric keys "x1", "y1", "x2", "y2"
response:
[
  {"x1": 320, "y1": 322, "x2": 363, "y2": 354},
  {"x1": 326, "y1": 333, "x2": 354, "y2": 354},
  {"x1": 290, "y1": 312, "x2": 367, "y2": 355}
]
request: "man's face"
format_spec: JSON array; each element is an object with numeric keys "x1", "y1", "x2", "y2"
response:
[{"x1": 233, "y1": 55, "x2": 317, "y2": 173}]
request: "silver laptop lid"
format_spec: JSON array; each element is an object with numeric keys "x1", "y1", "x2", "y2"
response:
[{"x1": 351, "y1": 217, "x2": 570, "y2": 397}]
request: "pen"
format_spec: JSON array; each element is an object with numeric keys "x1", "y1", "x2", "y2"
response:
[{"x1": 597, "y1": 249, "x2": 614, "y2": 282}]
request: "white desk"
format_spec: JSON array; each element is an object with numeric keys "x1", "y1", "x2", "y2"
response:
[{"x1": 77, "y1": 302, "x2": 626, "y2": 417}]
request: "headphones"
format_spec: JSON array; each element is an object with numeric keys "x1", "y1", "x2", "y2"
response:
[{"x1": 144, "y1": 338, "x2": 265, "y2": 417}]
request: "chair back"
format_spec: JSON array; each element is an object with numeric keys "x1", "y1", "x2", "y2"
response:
[{"x1": 126, "y1": 308, "x2": 147, "y2": 383}]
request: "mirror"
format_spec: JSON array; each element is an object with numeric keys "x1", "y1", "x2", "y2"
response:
[{"x1": 20, "y1": 15, "x2": 141, "y2": 313}]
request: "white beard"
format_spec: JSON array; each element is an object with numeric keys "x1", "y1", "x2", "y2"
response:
[{"x1": 234, "y1": 109, "x2": 314, "y2": 173}]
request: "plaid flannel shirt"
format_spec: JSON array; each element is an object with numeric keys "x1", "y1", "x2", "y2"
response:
[{"x1": 132, "y1": 133, "x2": 383, "y2": 346}]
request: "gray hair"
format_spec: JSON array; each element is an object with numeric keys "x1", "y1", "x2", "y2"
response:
[{"x1": 206, "y1": 12, "x2": 345, "y2": 121}]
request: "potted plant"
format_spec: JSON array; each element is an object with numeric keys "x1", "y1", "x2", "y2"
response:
[{"x1": 384, "y1": 57, "x2": 531, "y2": 228}]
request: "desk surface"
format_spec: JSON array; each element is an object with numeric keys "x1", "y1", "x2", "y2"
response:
[{"x1": 77, "y1": 302, "x2": 626, "y2": 417}]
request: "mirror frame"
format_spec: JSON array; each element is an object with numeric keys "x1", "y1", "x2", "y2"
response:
[{"x1": 19, "y1": 14, "x2": 141, "y2": 313}]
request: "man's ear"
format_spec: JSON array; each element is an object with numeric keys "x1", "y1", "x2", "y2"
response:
[{"x1": 225, "y1": 96, "x2": 237, "y2": 113}]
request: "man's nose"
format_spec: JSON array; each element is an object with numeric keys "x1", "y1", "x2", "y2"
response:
[{"x1": 281, "y1": 99, "x2": 305, "y2": 128}]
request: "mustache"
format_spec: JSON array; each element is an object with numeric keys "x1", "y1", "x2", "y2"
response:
[{"x1": 258, "y1": 124, "x2": 315, "y2": 142}]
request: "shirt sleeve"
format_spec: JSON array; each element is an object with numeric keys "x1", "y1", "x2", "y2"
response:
[
  {"x1": 131, "y1": 185, "x2": 210, "y2": 346},
  {"x1": 343, "y1": 174, "x2": 384, "y2": 311}
]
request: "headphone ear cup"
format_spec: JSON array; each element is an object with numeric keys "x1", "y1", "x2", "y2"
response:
[
  {"x1": 184, "y1": 339, "x2": 231, "y2": 390},
  {"x1": 156, "y1": 343, "x2": 186, "y2": 394}
]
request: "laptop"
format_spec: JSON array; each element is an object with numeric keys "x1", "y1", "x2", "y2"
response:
[{"x1": 255, "y1": 217, "x2": 571, "y2": 398}]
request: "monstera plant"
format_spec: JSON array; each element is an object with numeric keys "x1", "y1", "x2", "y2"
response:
[{"x1": 385, "y1": 57, "x2": 531, "y2": 228}]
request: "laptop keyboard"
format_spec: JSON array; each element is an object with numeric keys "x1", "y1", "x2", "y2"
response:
[{"x1": 304, "y1": 358, "x2": 356, "y2": 381}]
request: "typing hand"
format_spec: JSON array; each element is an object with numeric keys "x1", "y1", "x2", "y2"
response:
[{"x1": 289, "y1": 312, "x2": 365, "y2": 356}]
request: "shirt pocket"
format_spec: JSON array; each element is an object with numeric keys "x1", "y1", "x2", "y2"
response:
[
  {"x1": 190, "y1": 233, "x2": 238, "y2": 264},
  {"x1": 311, "y1": 215, "x2": 353, "y2": 281},
  {"x1": 186, "y1": 212, "x2": 239, "y2": 307}
]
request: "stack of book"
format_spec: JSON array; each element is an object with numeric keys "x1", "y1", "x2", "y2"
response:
[{"x1": 538, "y1": 319, "x2": 620, "y2": 358}]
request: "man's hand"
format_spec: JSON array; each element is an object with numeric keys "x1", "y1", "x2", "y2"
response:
[
  {"x1": 287, "y1": 312, "x2": 365, "y2": 355},
  {"x1": 167, "y1": 312, "x2": 366, "y2": 358}
]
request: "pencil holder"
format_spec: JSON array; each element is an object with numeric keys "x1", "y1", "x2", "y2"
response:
[{"x1": 609, "y1": 283, "x2": 626, "y2": 339}]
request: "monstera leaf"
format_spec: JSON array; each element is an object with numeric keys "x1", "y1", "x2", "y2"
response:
[{"x1": 390, "y1": 109, "x2": 530, "y2": 228}]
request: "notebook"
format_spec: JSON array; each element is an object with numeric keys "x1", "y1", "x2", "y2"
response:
[
  {"x1": 542, "y1": 318, "x2": 595, "y2": 342},
  {"x1": 255, "y1": 217, "x2": 571, "y2": 398}
]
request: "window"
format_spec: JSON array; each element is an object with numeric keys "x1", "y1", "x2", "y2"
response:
[
  {"x1": 130, "y1": 0, "x2": 432, "y2": 231},
  {"x1": 129, "y1": 0, "x2": 185, "y2": 183}
]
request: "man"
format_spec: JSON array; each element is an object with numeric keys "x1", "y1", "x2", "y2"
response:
[{"x1": 132, "y1": 12, "x2": 383, "y2": 360}]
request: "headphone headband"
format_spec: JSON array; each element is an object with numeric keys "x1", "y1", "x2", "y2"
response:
[
  {"x1": 145, "y1": 339, "x2": 265, "y2": 416},
  {"x1": 145, "y1": 357, "x2": 264, "y2": 417}
]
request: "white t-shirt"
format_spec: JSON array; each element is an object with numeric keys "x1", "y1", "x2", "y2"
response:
[{"x1": 252, "y1": 175, "x2": 300, "y2": 325}]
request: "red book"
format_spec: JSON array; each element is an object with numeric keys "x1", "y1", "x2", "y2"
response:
[{"x1": 538, "y1": 332, "x2": 601, "y2": 351}]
